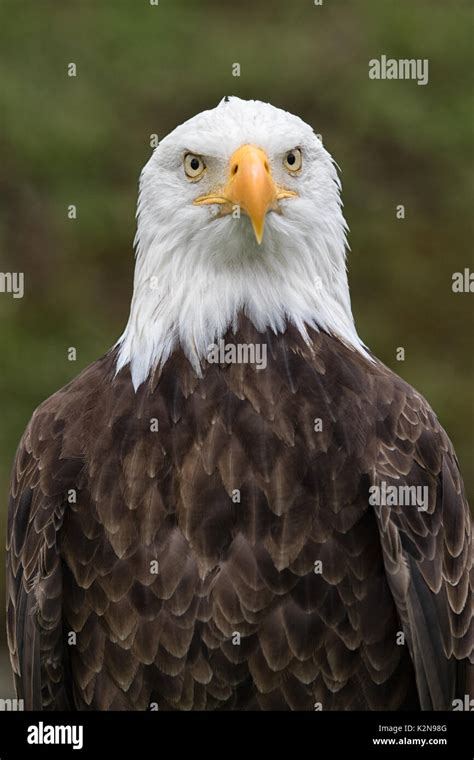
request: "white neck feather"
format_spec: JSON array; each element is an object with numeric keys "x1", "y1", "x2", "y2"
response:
[{"x1": 115, "y1": 198, "x2": 368, "y2": 389}]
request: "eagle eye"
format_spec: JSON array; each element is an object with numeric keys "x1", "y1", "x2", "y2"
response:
[
  {"x1": 184, "y1": 153, "x2": 206, "y2": 180},
  {"x1": 283, "y1": 148, "x2": 302, "y2": 173}
]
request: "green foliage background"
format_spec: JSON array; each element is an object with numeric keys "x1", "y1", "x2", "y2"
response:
[{"x1": 0, "y1": 0, "x2": 472, "y2": 692}]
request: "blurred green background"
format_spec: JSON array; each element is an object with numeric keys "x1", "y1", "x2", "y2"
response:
[{"x1": 0, "y1": 0, "x2": 472, "y2": 696}]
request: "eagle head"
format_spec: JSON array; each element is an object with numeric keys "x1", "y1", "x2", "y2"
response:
[{"x1": 117, "y1": 97, "x2": 366, "y2": 388}]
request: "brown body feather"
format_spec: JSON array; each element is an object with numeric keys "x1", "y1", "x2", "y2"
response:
[{"x1": 6, "y1": 321, "x2": 473, "y2": 710}]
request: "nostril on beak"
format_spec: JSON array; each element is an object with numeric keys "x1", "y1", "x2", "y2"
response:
[{"x1": 232, "y1": 164, "x2": 239, "y2": 175}]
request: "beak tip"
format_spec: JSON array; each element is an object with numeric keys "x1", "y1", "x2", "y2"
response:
[{"x1": 252, "y1": 223, "x2": 265, "y2": 245}]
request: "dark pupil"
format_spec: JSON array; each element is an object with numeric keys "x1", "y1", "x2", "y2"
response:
[
  {"x1": 190, "y1": 157, "x2": 200, "y2": 171},
  {"x1": 287, "y1": 152, "x2": 296, "y2": 165}
]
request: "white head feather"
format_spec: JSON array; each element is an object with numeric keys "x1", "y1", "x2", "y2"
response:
[{"x1": 116, "y1": 97, "x2": 368, "y2": 389}]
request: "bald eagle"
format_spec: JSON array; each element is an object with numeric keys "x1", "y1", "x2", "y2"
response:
[{"x1": 7, "y1": 98, "x2": 472, "y2": 711}]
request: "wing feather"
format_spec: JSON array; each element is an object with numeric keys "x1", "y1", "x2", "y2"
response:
[
  {"x1": 372, "y1": 380, "x2": 473, "y2": 709},
  {"x1": 6, "y1": 398, "x2": 79, "y2": 709}
]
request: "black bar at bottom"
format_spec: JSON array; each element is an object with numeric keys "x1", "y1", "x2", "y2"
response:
[{"x1": 0, "y1": 710, "x2": 472, "y2": 758}]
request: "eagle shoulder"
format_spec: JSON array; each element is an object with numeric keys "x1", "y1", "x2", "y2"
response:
[
  {"x1": 367, "y1": 361, "x2": 473, "y2": 709},
  {"x1": 6, "y1": 351, "x2": 116, "y2": 709}
]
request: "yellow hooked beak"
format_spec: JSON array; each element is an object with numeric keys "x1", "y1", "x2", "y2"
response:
[{"x1": 193, "y1": 144, "x2": 297, "y2": 244}]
